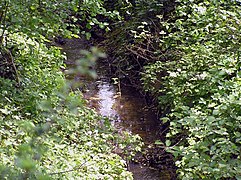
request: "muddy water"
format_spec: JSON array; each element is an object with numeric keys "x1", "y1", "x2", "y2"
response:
[
  {"x1": 61, "y1": 39, "x2": 169, "y2": 180},
  {"x1": 83, "y1": 78, "x2": 160, "y2": 143}
]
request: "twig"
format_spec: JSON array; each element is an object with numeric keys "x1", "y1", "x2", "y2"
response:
[
  {"x1": 48, "y1": 160, "x2": 88, "y2": 176},
  {"x1": 7, "y1": 49, "x2": 20, "y2": 86},
  {"x1": 126, "y1": 46, "x2": 149, "y2": 61},
  {"x1": 168, "y1": 138, "x2": 184, "y2": 149},
  {"x1": 159, "y1": 127, "x2": 169, "y2": 137},
  {"x1": 0, "y1": 62, "x2": 9, "y2": 66},
  {"x1": 126, "y1": 45, "x2": 159, "y2": 61}
]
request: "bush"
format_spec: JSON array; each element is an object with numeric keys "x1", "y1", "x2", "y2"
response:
[
  {"x1": 141, "y1": 0, "x2": 241, "y2": 179},
  {"x1": 0, "y1": 0, "x2": 142, "y2": 178}
]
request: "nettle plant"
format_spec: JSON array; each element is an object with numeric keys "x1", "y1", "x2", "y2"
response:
[{"x1": 142, "y1": 0, "x2": 241, "y2": 179}]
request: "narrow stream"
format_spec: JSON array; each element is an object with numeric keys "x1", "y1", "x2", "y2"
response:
[
  {"x1": 61, "y1": 38, "x2": 173, "y2": 180},
  {"x1": 83, "y1": 78, "x2": 160, "y2": 143}
]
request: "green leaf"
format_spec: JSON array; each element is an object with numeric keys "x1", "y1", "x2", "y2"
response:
[
  {"x1": 86, "y1": 32, "x2": 91, "y2": 40},
  {"x1": 161, "y1": 117, "x2": 170, "y2": 123},
  {"x1": 0, "y1": 108, "x2": 10, "y2": 115},
  {"x1": 165, "y1": 140, "x2": 171, "y2": 146},
  {"x1": 155, "y1": 140, "x2": 164, "y2": 145}
]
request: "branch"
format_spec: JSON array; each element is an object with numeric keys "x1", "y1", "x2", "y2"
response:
[
  {"x1": 6, "y1": 49, "x2": 20, "y2": 86},
  {"x1": 126, "y1": 46, "x2": 149, "y2": 61},
  {"x1": 0, "y1": 1, "x2": 9, "y2": 44},
  {"x1": 48, "y1": 160, "x2": 88, "y2": 176}
]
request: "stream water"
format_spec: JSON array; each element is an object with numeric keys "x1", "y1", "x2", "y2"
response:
[{"x1": 61, "y1": 38, "x2": 174, "y2": 180}]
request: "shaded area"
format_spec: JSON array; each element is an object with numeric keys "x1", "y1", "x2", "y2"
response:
[
  {"x1": 83, "y1": 78, "x2": 160, "y2": 144},
  {"x1": 60, "y1": 38, "x2": 176, "y2": 180}
]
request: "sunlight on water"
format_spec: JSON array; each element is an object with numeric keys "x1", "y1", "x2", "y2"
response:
[
  {"x1": 98, "y1": 82, "x2": 118, "y2": 118},
  {"x1": 62, "y1": 38, "x2": 175, "y2": 180}
]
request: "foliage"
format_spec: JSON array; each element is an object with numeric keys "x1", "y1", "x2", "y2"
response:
[
  {"x1": 0, "y1": 0, "x2": 143, "y2": 179},
  {"x1": 0, "y1": 0, "x2": 120, "y2": 40},
  {"x1": 102, "y1": 0, "x2": 176, "y2": 92},
  {"x1": 0, "y1": 30, "x2": 143, "y2": 179},
  {"x1": 141, "y1": 0, "x2": 241, "y2": 179}
]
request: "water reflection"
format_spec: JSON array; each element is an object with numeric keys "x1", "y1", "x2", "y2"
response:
[
  {"x1": 83, "y1": 77, "x2": 166, "y2": 180},
  {"x1": 98, "y1": 82, "x2": 118, "y2": 118},
  {"x1": 61, "y1": 38, "x2": 172, "y2": 180},
  {"x1": 83, "y1": 77, "x2": 160, "y2": 143}
]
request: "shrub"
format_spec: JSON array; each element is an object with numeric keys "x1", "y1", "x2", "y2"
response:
[{"x1": 142, "y1": 0, "x2": 241, "y2": 179}]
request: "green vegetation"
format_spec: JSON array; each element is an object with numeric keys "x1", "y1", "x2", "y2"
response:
[
  {"x1": 1, "y1": 0, "x2": 241, "y2": 179},
  {"x1": 121, "y1": 0, "x2": 241, "y2": 179},
  {"x1": 103, "y1": 0, "x2": 241, "y2": 179},
  {"x1": 0, "y1": 0, "x2": 141, "y2": 179}
]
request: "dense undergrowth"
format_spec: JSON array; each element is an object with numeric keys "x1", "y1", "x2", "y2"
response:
[
  {"x1": 2, "y1": 0, "x2": 241, "y2": 179},
  {"x1": 0, "y1": 0, "x2": 142, "y2": 179},
  {"x1": 104, "y1": 0, "x2": 241, "y2": 179},
  {"x1": 143, "y1": 1, "x2": 241, "y2": 179}
]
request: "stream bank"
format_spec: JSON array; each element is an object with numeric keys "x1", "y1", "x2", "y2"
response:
[{"x1": 60, "y1": 38, "x2": 176, "y2": 180}]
